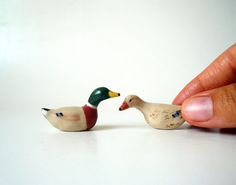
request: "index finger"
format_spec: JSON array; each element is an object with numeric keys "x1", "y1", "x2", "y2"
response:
[{"x1": 173, "y1": 43, "x2": 236, "y2": 105}]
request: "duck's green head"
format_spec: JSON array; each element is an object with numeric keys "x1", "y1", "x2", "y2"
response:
[{"x1": 88, "y1": 87, "x2": 120, "y2": 107}]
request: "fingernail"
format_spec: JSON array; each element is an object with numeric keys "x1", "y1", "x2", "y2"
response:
[{"x1": 183, "y1": 97, "x2": 213, "y2": 121}]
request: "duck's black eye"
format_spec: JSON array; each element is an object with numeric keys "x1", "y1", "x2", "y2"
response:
[{"x1": 129, "y1": 99, "x2": 132, "y2": 103}]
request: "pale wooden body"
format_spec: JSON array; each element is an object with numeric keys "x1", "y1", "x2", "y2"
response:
[
  {"x1": 139, "y1": 103, "x2": 185, "y2": 129},
  {"x1": 43, "y1": 107, "x2": 87, "y2": 131},
  {"x1": 121, "y1": 95, "x2": 185, "y2": 130}
]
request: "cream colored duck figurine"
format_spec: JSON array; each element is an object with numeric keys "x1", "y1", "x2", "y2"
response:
[
  {"x1": 119, "y1": 95, "x2": 185, "y2": 129},
  {"x1": 42, "y1": 87, "x2": 120, "y2": 131}
]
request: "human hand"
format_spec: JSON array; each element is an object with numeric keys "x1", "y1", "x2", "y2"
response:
[{"x1": 173, "y1": 43, "x2": 236, "y2": 128}]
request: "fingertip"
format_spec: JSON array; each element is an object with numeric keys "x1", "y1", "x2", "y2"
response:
[
  {"x1": 172, "y1": 98, "x2": 182, "y2": 105},
  {"x1": 172, "y1": 89, "x2": 187, "y2": 105},
  {"x1": 181, "y1": 97, "x2": 213, "y2": 129},
  {"x1": 172, "y1": 88, "x2": 193, "y2": 105},
  {"x1": 229, "y1": 42, "x2": 236, "y2": 49},
  {"x1": 182, "y1": 83, "x2": 236, "y2": 128},
  {"x1": 228, "y1": 43, "x2": 236, "y2": 61},
  {"x1": 181, "y1": 96, "x2": 219, "y2": 128}
]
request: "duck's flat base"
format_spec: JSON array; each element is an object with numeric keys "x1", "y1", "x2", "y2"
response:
[{"x1": 1, "y1": 110, "x2": 236, "y2": 185}]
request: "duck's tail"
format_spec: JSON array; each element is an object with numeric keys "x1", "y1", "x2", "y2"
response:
[{"x1": 41, "y1": 108, "x2": 51, "y2": 117}]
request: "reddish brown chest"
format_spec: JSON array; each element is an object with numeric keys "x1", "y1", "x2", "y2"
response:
[{"x1": 82, "y1": 105, "x2": 98, "y2": 130}]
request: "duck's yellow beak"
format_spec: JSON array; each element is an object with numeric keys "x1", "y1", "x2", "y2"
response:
[{"x1": 108, "y1": 90, "x2": 120, "y2": 98}]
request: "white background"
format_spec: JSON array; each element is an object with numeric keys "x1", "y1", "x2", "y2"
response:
[{"x1": 1, "y1": 0, "x2": 236, "y2": 185}]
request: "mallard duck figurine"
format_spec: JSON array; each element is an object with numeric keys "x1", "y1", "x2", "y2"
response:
[
  {"x1": 42, "y1": 87, "x2": 120, "y2": 131},
  {"x1": 119, "y1": 95, "x2": 185, "y2": 129}
]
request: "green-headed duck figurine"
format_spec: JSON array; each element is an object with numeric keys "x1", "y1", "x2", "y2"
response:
[{"x1": 42, "y1": 87, "x2": 120, "y2": 131}]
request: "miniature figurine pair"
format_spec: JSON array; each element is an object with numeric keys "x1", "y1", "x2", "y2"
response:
[{"x1": 42, "y1": 87, "x2": 185, "y2": 131}]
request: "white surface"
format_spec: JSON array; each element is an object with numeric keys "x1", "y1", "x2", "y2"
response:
[
  {"x1": 1, "y1": 0, "x2": 236, "y2": 185},
  {"x1": 1, "y1": 112, "x2": 236, "y2": 185}
]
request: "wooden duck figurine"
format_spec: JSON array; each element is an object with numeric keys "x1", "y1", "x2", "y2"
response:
[
  {"x1": 119, "y1": 95, "x2": 185, "y2": 129},
  {"x1": 42, "y1": 87, "x2": 120, "y2": 131}
]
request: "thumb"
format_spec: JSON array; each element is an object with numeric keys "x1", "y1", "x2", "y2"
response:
[{"x1": 182, "y1": 83, "x2": 236, "y2": 128}]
